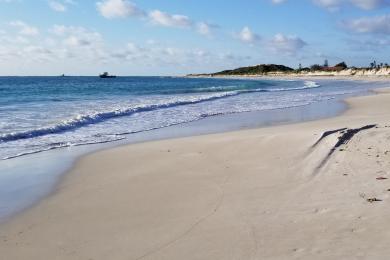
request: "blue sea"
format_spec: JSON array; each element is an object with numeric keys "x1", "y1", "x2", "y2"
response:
[
  {"x1": 0, "y1": 76, "x2": 387, "y2": 221},
  {"x1": 0, "y1": 76, "x2": 384, "y2": 160}
]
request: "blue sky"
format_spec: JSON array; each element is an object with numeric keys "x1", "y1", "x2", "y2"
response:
[{"x1": 0, "y1": 0, "x2": 389, "y2": 75}]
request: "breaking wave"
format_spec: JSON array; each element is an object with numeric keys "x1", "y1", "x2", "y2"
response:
[{"x1": 0, "y1": 81, "x2": 320, "y2": 143}]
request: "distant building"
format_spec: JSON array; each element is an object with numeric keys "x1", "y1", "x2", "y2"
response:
[{"x1": 324, "y1": 59, "x2": 329, "y2": 67}]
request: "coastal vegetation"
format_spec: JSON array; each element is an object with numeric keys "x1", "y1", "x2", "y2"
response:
[
  {"x1": 211, "y1": 64, "x2": 294, "y2": 76},
  {"x1": 188, "y1": 61, "x2": 390, "y2": 77}
]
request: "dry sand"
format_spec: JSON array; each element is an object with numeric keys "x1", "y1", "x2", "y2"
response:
[{"x1": 1, "y1": 88, "x2": 390, "y2": 259}]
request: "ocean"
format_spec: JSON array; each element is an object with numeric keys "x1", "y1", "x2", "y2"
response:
[
  {"x1": 0, "y1": 76, "x2": 387, "y2": 221},
  {"x1": 0, "y1": 76, "x2": 383, "y2": 160}
]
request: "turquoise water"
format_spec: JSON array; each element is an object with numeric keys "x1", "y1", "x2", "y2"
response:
[{"x1": 0, "y1": 76, "x2": 381, "y2": 160}]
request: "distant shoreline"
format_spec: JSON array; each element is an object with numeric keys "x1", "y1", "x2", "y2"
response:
[
  {"x1": 186, "y1": 73, "x2": 390, "y2": 81},
  {"x1": 187, "y1": 64, "x2": 390, "y2": 80}
]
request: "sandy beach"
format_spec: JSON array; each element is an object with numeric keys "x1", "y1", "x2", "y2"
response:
[{"x1": 1, "y1": 87, "x2": 390, "y2": 259}]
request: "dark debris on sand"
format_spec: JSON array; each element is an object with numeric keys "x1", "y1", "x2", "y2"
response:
[{"x1": 315, "y1": 124, "x2": 377, "y2": 170}]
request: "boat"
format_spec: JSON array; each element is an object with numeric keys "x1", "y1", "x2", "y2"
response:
[{"x1": 99, "y1": 72, "x2": 116, "y2": 78}]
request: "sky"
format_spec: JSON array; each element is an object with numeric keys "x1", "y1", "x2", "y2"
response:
[{"x1": 0, "y1": 0, "x2": 389, "y2": 76}]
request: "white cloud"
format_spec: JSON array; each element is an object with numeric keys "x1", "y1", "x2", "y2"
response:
[
  {"x1": 96, "y1": 0, "x2": 145, "y2": 19},
  {"x1": 50, "y1": 25, "x2": 103, "y2": 49},
  {"x1": 95, "y1": 0, "x2": 213, "y2": 37},
  {"x1": 64, "y1": 36, "x2": 91, "y2": 47},
  {"x1": 236, "y1": 26, "x2": 261, "y2": 44},
  {"x1": 48, "y1": 0, "x2": 77, "y2": 12},
  {"x1": 0, "y1": 35, "x2": 29, "y2": 44},
  {"x1": 23, "y1": 46, "x2": 53, "y2": 55},
  {"x1": 313, "y1": 0, "x2": 343, "y2": 11},
  {"x1": 313, "y1": 0, "x2": 389, "y2": 10},
  {"x1": 350, "y1": 0, "x2": 390, "y2": 9},
  {"x1": 0, "y1": 24, "x2": 250, "y2": 75},
  {"x1": 271, "y1": 0, "x2": 287, "y2": 4},
  {"x1": 64, "y1": 0, "x2": 77, "y2": 4},
  {"x1": 0, "y1": 33, "x2": 54, "y2": 62},
  {"x1": 49, "y1": 1, "x2": 66, "y2": 12},
  {"x1": 107, "y1": 41, "x2": 250, "y2": 69},
  {"x1": 196, "y1": 22, "x2": 218, "y2": 36},
  {"x1": 347, "y1": 37, "x2": 390, "y2": 51},
  {"x1": 269, "y1": 34, "x2": 307, "y2": 55},
  {"x1": 50, "y1": 24, "x2": 68, "y2": 35},
  {"x1": 50, "y1": 25, "x2": 106, "y2": 62},
  {"x1": 197, "y1": 22, "x2": 211, "y2": 35},
  {"x1": 342, "y1": 14, "x2": 390, "y2": 34},
  {"x1": 149, "y1": 10, "x2": 192, "y2": 28},
  {"x1": 9, "y1": 20, "x2": 39, "y2": 36}
]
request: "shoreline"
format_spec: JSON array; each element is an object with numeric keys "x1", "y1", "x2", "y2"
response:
[
  {"x1": 0, "y1": 81, "x2": 386, "y2": 222},
  {"x1": 1, "y1": 86, "x2": 390, "y2": 259},
  {"x1": 3, "y1": 76, "x2": 370, "y2": 223},
  {"x1": 187, "y1": 74, "x2": 390, "y2": 82},
  {"x1": 0, "y1": 94, "x2": 348, "y2": 224}
]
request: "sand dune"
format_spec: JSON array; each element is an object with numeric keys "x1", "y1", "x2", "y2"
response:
[{"x1": 1, "y1": 88, "x2": 390, "y2": 259}]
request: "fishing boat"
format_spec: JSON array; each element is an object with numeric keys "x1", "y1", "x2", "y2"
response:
[{"x1": 99, "y1": 72, "x2": 116, "y2": 78}]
